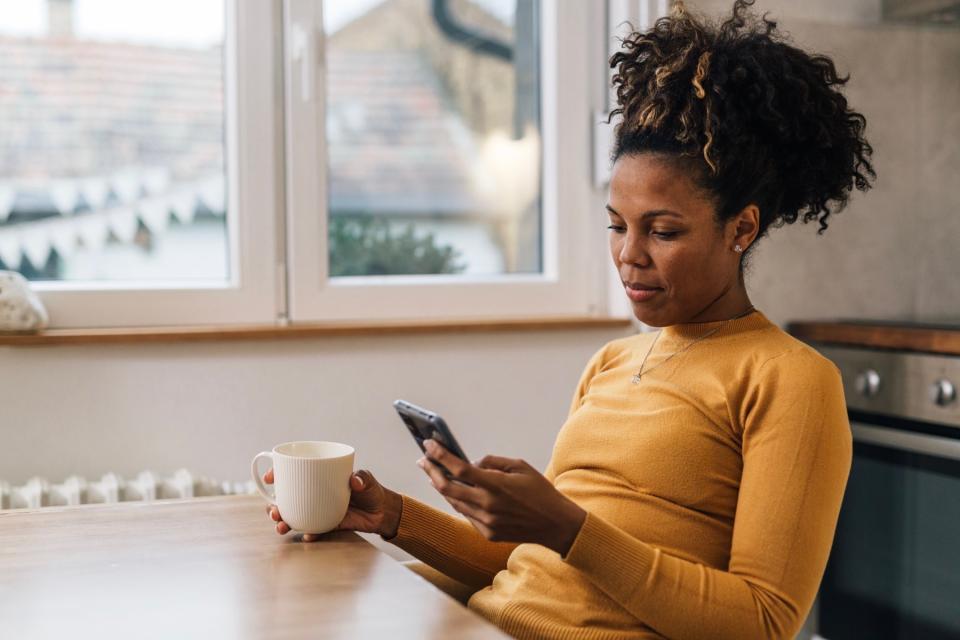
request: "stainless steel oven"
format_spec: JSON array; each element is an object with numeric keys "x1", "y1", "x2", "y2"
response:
[{"x1": 809, "y1": 342, "x2": 960, "y2": 639}]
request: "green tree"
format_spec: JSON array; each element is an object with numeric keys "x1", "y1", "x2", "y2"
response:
[{"x1": 329, "y1": 217, "x2": 466, "y2": 276}]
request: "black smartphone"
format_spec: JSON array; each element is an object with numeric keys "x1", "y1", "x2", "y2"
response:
[{"x1": 393, "y1": 399, "x2": 472, "y2": 484}]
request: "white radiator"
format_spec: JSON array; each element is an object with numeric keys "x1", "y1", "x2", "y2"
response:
[{"x1": 0, "y1": 469, "x2": 256, "y2": 509}]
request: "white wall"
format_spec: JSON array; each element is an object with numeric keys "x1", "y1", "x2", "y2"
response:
[
  {"x1": 0, "y1": 326, "x2": 631, "y2": 516},
  {"x1": 685, "y1": 3, "x2": 960, "y2": 323}
]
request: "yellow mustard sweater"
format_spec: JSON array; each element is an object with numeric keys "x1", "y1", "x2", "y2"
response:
[{"x1": 386, "y1": 310, "x2": 852, "y2": 639}]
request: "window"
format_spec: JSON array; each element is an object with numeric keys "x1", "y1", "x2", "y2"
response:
[
  {"x1": 0, "y1": 1, "x2": 228, "y2": 283},
  {"x1": 0, "y1": 1, "x2": 602, "y2": 328},
  {"x1": 323, "y1": 0, "x2": 541, "y2": 278},
  {"x1": 286, "y1": 0, "x2": 601, "y2": 321},
  {"x1": 0, "y1": 0, "x2": 279, "y2": 328}
]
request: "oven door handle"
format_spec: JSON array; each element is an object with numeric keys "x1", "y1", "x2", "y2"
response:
[{"x1": 851, "y1": 422, "x2": 960, "y2": 461}]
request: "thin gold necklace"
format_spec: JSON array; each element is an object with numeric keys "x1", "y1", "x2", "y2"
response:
[{"x1": 631, "y1": 305, "x2": 756, "y2": 385}]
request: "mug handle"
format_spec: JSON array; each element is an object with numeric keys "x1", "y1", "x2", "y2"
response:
[{"x1": 251, "y1": 451, "x2": 276, "y2": 502}]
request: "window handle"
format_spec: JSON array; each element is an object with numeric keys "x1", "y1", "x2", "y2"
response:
[{"x1": 290, "y1": 23, "x2": 316, "y2": 103}]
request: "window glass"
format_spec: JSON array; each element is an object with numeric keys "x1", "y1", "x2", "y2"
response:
[
  {"x1": 0, "y1": 0, "x2": 228, "y2": 282},
  {"x1": 323, "y1": 0, "x2": 541, "y2": 277}
]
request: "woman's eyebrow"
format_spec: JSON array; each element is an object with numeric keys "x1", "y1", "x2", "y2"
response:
[{"x1": 605, "y1": 204, "x2": 683, "y2": 220}]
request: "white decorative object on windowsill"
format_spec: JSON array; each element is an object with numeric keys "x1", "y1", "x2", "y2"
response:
[{"x1": 0, "y1": 270, "x2": 49, "y2": 333}]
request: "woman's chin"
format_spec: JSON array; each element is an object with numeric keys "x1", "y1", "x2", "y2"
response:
[{"x1": 630, "y1": 303, "x2": 670, "y2": 327}]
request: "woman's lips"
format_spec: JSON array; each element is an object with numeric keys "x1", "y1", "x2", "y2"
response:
[{"x1": 624, "y1": 285, "x2": 662, "y2": 302}]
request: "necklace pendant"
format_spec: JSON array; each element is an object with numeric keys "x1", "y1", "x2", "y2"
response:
[{"x1": 631, "y1": 373, "x2": 642, "y2": 385}]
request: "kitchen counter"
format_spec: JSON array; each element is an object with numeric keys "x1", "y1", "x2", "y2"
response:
[{"x1": 787, "y1": 319, "x2": 960, "y2": 356}]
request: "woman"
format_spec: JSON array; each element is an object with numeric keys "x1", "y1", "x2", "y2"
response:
[{"x1": 266, "y1": 1, "x2": 875, "y2": 637}]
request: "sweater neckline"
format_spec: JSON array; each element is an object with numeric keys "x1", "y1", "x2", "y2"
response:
[{"x1": 656, "y1": 309, "x2": 771, "y2": 347}]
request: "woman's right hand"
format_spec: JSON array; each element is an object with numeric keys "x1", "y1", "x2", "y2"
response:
[{"x1": 263, "y1": 468, "x2": 403, "y2": 542}]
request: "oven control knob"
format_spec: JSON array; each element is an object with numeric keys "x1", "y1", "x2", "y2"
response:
[
  {"x1": 930, "y1": 379, "x2": 956, "y2": 407},
  {"x1": 855, "y1": 369, "x2": 881, "y2": 398}
]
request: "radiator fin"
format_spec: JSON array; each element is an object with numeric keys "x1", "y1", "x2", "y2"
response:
[{"x1": 0, "y1": 470, "x2": 256, "y2": 509}]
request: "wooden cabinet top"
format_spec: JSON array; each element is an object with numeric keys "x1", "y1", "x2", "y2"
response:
[{"x1": 787, "y1": 319, "x2": 960, "y2": 355}]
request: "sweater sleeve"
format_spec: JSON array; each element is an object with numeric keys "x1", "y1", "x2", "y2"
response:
[
  {"x1": 383, "y1": 494, "x2": 518, "y2": 591},
  {"x1": 560, "y1": 348, "x2": 853, "y2": 639},
  {"x1": 383, "y1": 342, "x2": 614, "y2": 588}
]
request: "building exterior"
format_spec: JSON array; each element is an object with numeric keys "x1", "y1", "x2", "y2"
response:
[{"x1": 0, "y1": 0, "x2": 539, "y2": 280}]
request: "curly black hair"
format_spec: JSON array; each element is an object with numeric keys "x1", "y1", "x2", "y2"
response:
[{"x1": 609, "y1": 0, "x2": 876, "y2": 256}]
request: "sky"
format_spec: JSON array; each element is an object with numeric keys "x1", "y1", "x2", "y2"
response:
[
  {"x1": 0, "y1": 0, "x2": 516, "y2": 47},
  {"x1": 0, "y1": 0, "x2": 224, "y2": 47}
]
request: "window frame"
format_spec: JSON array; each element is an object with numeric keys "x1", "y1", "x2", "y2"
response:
[
  {"x1": 13, "y1": 1, "x2": 614, "y2": 330},
  {"x1": 283, "y1": 0, "x2": 607, "y2": 323},
  {"x1": 25, "y1": 0, "x2": 281, "y2": 329}
]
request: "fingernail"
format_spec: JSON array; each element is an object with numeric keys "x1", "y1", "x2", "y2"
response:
[
  {"x1": 355, "y1": 475, "x2": 365, "y2": 488},
  {"x1": 424, "y1": 439, "x2": 435, "y2": 451},
  {"x1": 416, "y1": 457, "x2": 426, "y2": 469}
]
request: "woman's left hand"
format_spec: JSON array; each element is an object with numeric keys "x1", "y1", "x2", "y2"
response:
[{"x1": 418, "y1": 439, "x2": 587, "y2": 556}]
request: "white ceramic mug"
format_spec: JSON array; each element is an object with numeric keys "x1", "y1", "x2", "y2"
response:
[{"x1": 251, "y1": 441, "x2": 355, "y2": 535}]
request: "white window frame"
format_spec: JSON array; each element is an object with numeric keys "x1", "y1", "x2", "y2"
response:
[
  {"x1": 29, "y1": 0, "x2": 281, "y2": 329},
  {"x1": 19, "y1": 1, "x2": 615, "y2": 329},
  {"x1": 283, "y1": 0, "x2": 606, "y2": 322}
]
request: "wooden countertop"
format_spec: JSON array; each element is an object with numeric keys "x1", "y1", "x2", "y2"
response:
[
  {"x1": 787, "y1": 320, "x2": 960, "y2": 356},
  {"x1": 0, "y1": 495, "x2": 510, "y2": 639}
]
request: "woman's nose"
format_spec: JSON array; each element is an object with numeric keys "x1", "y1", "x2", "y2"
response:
[{"x1": 618, "y1": 233, "x2": 651, "y2": 267}]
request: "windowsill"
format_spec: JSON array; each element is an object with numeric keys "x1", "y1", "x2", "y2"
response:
[{"x1": 0, "y1": 316, "x2": 633, "y2": 347}]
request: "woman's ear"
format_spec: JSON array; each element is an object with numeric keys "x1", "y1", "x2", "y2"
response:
[{"x1": 730, "y1": 204, "x2": 760, "y2": 251}]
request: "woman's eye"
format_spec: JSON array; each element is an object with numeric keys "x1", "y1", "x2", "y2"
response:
[{"x1": 607, "y1": 225, "x2": 678, "y2": 238}]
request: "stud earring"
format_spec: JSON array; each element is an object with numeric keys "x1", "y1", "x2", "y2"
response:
[{"x1": 734, "y1": 244, "x2": 743, "y2": 253}]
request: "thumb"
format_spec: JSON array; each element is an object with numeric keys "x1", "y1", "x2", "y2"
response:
[
  {"x1": 350, "y1": 473, "x2": 365, "y2": 491},
  {"x1": 347, "y1": 470, "x2": 383, "y2": 512},
  {"x1": 475, "y1": 454, "x2": 525, "y2": 473},
  {"x1": 351, "y1": 469, "x2": 377, "y2": 492}
]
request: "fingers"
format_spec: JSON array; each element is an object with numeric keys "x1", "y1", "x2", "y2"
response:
[
  {"x1": 463, "y1": 513, "x2": 495, "y2": 540},
  {"x1": 422, "y1": 439, "x2": 497, "y2": 489},
  {"x1": 475, "y1": 454, "x2": 528, "y2": 473},
  {"x1": 350, "y1": 474, "x2": 364, "y2": 491},
  {"x1": 270, "y1": 513, "x2": 315, "y2": 540},
  {"x1": 447, "y1": 495, "x2": 511, "y2": 544},
  {"x1": 418, "y1": 456, "x2": 487, "y2": 509},
  {"x1": 265, "y1": 503, "x2": 324, "y2": 541},
  {"x1": 435, "y1": 485, "x2": 491, "y2": 534},
  {"x1": 263, "y1": 468, "x2": 274, "y2": 484},
  {"x1": 271, "y1": 515, "x2": 316, "y2": 540},
  {"x1": 454, "y1": 505, "x2": 500, "y2": 541},
  {"x1": 351, "y1": 470, "x2": 373, "y2": 492},
  {"x1": 447, "y1": 495, "x2": 490, "y2": 526},
  {"x1": 265, "y1": 504, "x2": 292, "y2": 535}
]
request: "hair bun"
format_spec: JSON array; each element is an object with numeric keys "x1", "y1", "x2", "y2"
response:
[{"x1": 608, "y1": 0, "x2": 875, "y2": 240}]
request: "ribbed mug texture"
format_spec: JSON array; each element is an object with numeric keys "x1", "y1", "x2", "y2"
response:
[{"x1": 261, "y1": 443, "x2": 354, "y2": 534}]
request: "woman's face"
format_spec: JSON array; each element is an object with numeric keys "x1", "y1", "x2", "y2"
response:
[{"x1": 607, "y1": 153, "x2": 747, "y2": 327}]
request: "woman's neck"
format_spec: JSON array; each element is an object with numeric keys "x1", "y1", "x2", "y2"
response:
[{"x1": 683, "y1": 281, "x2": 753, "y2": 324}]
